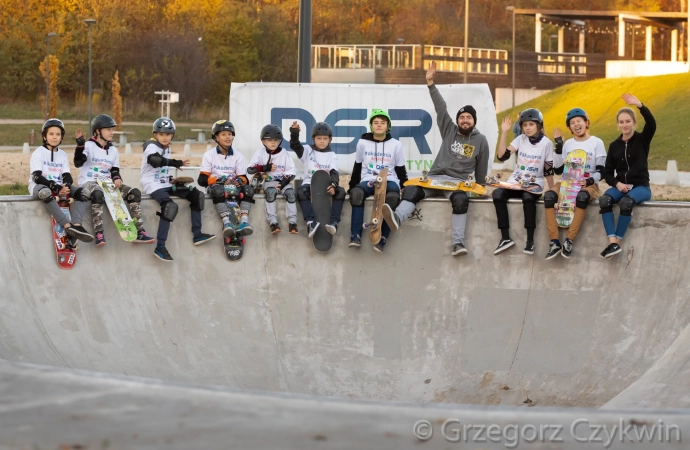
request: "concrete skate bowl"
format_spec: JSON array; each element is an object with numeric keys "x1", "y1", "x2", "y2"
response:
[{"x1": 1, "y1": 196, "x2": 690, "y2": 447}]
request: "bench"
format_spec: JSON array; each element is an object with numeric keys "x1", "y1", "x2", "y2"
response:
[
  {"x1": 113, "y1": 131, "x2": 134, "y2": 145},
  {"x1": 191, "y1": 129, "x2": 207, "y2": 143}
]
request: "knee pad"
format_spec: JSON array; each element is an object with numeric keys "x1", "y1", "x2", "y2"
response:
[
  {"x1": 90, "y1": 189, "x2": 105, "y2": 205},
  {"x1": 521, "y1": 191, "x2": 537, "y2": 203},
  {"x1": 209, "y1": 184, "x2": 226, "y2": 204},
  {"x1": 349, "y1": 186, "x2": 366, "y2": 207},
  {"x1": 241, "y1": 185, "x2": 255, "y2": 203},
  {"x1": 575, "y1": 190, "x2": 591, "y2": 209},
  {"x1": 284, "y1": 188, "x2": 297, "y2": 204},
  {"x1": 449, "y1": 190, "x2": 469, "y2": 215},
  {"x1": 296, "y1": 185, "x2": 310, "y2": 202},
  {"x1": 333, "y1": 186, "x2": 346, "y2": 201},
  {"x1": 543, "y1": 190, "x2": 558, "y2": 209},
  {"x1": 385, "y1": 190, "x2": 401, "y2": 210},
  {"x1": 619, "y1": 196, "x2": 635, "y2": 216},
  {"x1": 157, "y1": 200, "x2": 178, "y2": 222},
  {"x1": 38, "y1": 188, "x2": 54, "y2": 204},
  {"x1": 125, "y1": 188, "x2": 141, "y2": 203},
  {"x1": 73, "y1": 187, "x2": 88, "y2": 202},
  {"x1": 401, "y1": 185, "x2": 425, "y2": 204},
  {"x1": 599, "y1": 194, "x2": 614, "y2": 214},
  {"x1": 492, "y1": 188, "x2": 507, "y2": 202},
  {"x1": 265, "y1": 187, "x2": 278, "y2": 203},
  {"x1": 189, "y1": 188, "x2": 205, "y2": 211}
]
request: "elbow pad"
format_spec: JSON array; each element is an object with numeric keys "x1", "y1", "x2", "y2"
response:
[{"x1": 497, "y1": 150, "x2": 512, "y2": 162}]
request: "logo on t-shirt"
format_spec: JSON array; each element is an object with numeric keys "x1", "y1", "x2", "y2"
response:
[{"x1": 451, "y1": 141, "x2": 475, "y2": 158}]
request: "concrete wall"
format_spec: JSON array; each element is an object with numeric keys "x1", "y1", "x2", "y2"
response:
[
  {"x1": 495, "y1": 88, "x2": 551, "y2": 113},
  {"x1": 311, "y1": 68, "x2": 376, "y2": 84},
  {"x1": 606, "y1": 61, "x2": 690, "y2": 78}
]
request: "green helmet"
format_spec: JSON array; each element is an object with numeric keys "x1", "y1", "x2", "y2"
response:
[{"x1": 369, "y1": 109, "x2": 391, "y2": 132}]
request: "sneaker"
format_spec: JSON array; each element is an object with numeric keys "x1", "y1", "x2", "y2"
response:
[
  {"x1": 95, "y1": 232, "x2": 106, "y2": 247},
  {"x1": 236, "y1": 222, "x2": 254, "y2": 236},
  {"x1": 66, "y1": 224, "x2": 94, "y2": 243},
  {"x1": 193, "y1": 233, "x2": 216, "y2": 246},
  {"x1": 523, "y1": 240, "x2": 535, "y2": 255},
  {"x1": 545, "y1": 241, "x2": 562, "y2": 260},
  {"x1": 601, "y1": 243, "x2": 622, "y2": 259},
  {"x1": 373, "y1": 237, "x2": 387, "y2": 253},
  {"x1": 154, "y1": 247, "x2": 173, "y2": 262},
  {"x1": 382, "y1": 204, "x2": 399, "y2": 231},
  {"x1": 270, "y1": 223, "x2": 281, "y2": 234},
  {"x1": 349, "y1": 235, "x2": 361, "y2": 248},
  {"x1": 289, "y1": 223, "x2": 298, "y2": 234},
  {"x1": 67, "y1": 235, "x2": 79, "y2": 249},
  {"x1": 451, "y1": 243, "x2": 468, "y2": 256},
  {"x1": 493, "y1": 238, "x2": 515, "y2": 255},
  {"x1": 562, "y1": 238, "x2": 573, "y2": 258},
  {"x1": 134, "y1": 229, "x2": 155, "y2": 244},
  {"x1": 307, "y1": 222, "x2": 319, "y2": 238},
  {"x1": 325, "y1": 222, "x2": 338, "y2": 235},
  {"x1": 222, "y1": 223, "x2": 236, "y2": 239}
]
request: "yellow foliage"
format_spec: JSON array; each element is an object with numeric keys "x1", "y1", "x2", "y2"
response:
[
  {"x1": 39, "y1": 55, "x2": 60, "y2": 118},
  {"x1": 111, "y1": 71, "x2": 123, "y2": 131}
]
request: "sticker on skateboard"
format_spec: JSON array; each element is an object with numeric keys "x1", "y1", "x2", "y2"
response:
[
  {"x1": 556, "y1": 149, "x2": 587, "y2": 228},
  {"x1": 97, "y1": 179, "x2": 137, "y2": 242},
  {"x1": 52, "y1": 195, "x2": 76, "y2": 270},
  {"x1": 485, "y1": 173, "x2": 544, "y2": 194},
  {"x1": 404, "y1": 170, "x2": 486, "y2": 196}
]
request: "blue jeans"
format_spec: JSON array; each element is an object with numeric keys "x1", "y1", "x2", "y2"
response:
[
  {"x1": 601, "y1": 186, "x2": 651, "y2": 239},
  {"x1": 350, "y1": 180, "x2": 400, "y2": 239},
  {"x1": 150, "y1": 187, "x2": 203, "y2": 248}
]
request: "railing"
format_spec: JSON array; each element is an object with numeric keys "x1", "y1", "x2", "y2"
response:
[
  {"x1": 423, "y1": 45, "x2": 508, "y2": 74},
  {"x1": 312, "y1": 45, "x2": 419, "y2": 70},
  {"x1": 537, "y1": 52, "x2": 587, "y2": 75}
]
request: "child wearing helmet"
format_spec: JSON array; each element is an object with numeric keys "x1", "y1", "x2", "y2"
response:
[
  {"x1": 289, "y1": 120, "x2": 346, "y2": 237},
  {"x1": 71, "y1": 114, "x2": 155, "y2": 246},
  {"x1": 28, "y1": 118, "x2": 93, "y2": 244},
  {"x1": 348, "y1": 109, "x2": 408, "y2": 253},
  {"x1": 542, "y1": 108, "x2": 606, "y2": 260},
  {"x1": 140, "y1": 117, "x2": 215, "y2": 262},
  {"x1": 198, "y1": 120, "x2": 255, "y2": 239},
  {"x1": 247, "y1": 124, "x2": 298, "y2": 234},
  {"x1": 493, "y1": 109, "x2": 555, "y2": 255}
]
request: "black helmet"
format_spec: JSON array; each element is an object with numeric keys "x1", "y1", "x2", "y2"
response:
[
  {"x1": 212, "y1": 120, "x2": 235, "y2": 139},
  {"x1": 260, "y1": 124, "x2": 283, "y2": 141},
  {"x1": 153, "y1": 117, "x2": 176, "y2": 134},
  {"x1": 42, "y1": 118, "x2": 65, "y2": 138},
  {"x1": 565, "y1": 108, "x2": 589, "y2": 127},
  {"x1": 92, "y1": 114, "x2": 117, "y2": 133},
  {"x1": 519, "y1": 108, "x2": 544, "y2": 129},
  {"x1": 311, "y1": 122, "x2": 332, "y2": 138}
]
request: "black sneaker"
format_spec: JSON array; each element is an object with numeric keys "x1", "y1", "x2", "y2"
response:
[
  {"x1": 493, "y1": 238, "x2": 514, "y2": 255},
  {"x1": 288, "y1": 223, "x2": 298, "y2": 234},
  {"x1": 601, "y1": 243, "x2": 622, "y2": 259},
  {"x1": 270, "y1": 223, "x2": 281, "y2": 234},
  {"x1": 325, "y1": 222, "x2": 338, "y2": 235},
  {"x1": 373, "y1": 237, "x2": 386, "y2": 253},
  {"x1": 524, "y1": 240, "x2": 535, "y2": 255},
  {"x1": 382, "y1": 204, "x2": 399, "y2": 231},
  {"x1": 154, "y1": 247, "x2": 173, "y2": 262},
  {"x1": 562, "y1": 238, "x2": 573, "y2": 258},
  {"x1": 193, "y1": 233, "x2": 216, "y2": 246},
  {"x1": 307, "y1": 221, "x2": 319, "y2": 238},
  {"x1": 349, "y1": 234, "x2": 361, "y2": 248},
  {"x1": 451, "y1": 243, "x2": 468, "y2": 256},
  {"x1": 545, "y1": 241, "x2": 562, "y2": 260},
  {"x1": 66, "y1": 224, "x2": 94, "y2": 243}
]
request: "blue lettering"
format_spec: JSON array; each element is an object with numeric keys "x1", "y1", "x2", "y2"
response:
[{"x1": 389, "y1": 109, "x2": 432, "y2": 155}]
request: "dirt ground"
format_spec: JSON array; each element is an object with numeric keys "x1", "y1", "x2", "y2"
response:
[{"x1": 2, "y1": 147, "x2": 690, "y2": 200}]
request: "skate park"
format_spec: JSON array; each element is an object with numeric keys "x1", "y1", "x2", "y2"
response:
[{"x1": 1, "y1": 194, "x2": 690, "y2": 448}]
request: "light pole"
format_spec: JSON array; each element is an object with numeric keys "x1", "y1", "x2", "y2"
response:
[
  {"x1": 463, "y1": 0, "x2": 469, "y2": 83},
  {"x1": 297, "y1": 0, "x2": 311, "y2": 82},
  {"x1": 44, "y1": 32, "x2": 57, "y2": 120},
  {"x1": 506, "y1": 6, "x2": 515, "y2": 108},
  {"x1": 85, "y1": 19, "x2": 97, "y2": 135}
]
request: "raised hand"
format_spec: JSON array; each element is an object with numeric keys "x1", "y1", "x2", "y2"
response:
[
  {"x1": 622, "y1": 93, "x2": 642, "y2": 108},
  {"x1": 290, "y1": 120, "x2": 301, "y2": 132},
  {"x1": 75, "y1": 129, "x2": 84, "y2": 140},
  {"x1": 553, "y1": 127, "x2": 562, "y2": 139},
  {"x1": 426, "y1": 61, "x2": 436, "y2": 84},
  {"x1": 501, "y1": 116, "x2": 513, "y2": 133}
]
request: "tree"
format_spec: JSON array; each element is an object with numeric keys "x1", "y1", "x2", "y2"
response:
[
  {"x1": 111, "y1": 70, "x2": 122, "y2": 130},
  {"x1": 39, "y1": 55, "x2": 59, "y2": 118}
]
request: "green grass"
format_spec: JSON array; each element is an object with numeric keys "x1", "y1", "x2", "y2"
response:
[
  {"x1": 0, "y1": 183, "x2": 27, "y2": 195},
  {"x1": 498, "y1": 72, "x2": 690, "y2": 171}
]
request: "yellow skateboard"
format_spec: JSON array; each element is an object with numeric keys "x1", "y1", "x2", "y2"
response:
[{"x1": 404, "y1": 171, "x2": 486, "y2": 196}]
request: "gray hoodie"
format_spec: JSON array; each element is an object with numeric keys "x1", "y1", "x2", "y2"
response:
[{"x1": 427, "y1": 84, "x2": 489, "y2": 183}]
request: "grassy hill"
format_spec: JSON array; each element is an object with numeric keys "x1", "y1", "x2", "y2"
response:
[{"x1": 497, "y1": 71, "x2": 690, "y2": 171}]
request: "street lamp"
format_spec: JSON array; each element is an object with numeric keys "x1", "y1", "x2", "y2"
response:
[
  {"x1": 44, "y1": 32, "x2": 57, "y2": 120},
  {"x1": 463, "y1": 0, "x2": 469, "y2": 83},
  {"x1": 84, "y1": 19, "x2": 97, "y2": 135},
  {"x1": 506, "y1": 6, "x2": 515, "y2": 108}
]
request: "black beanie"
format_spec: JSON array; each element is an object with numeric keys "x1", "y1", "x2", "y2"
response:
[{"x1": 456, "y1": 105, "x2": 477, "y2": 125}]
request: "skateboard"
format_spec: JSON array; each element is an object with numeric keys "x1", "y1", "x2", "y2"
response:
[
  {"x1": 404, "y1": 170, "x2": 487, "y2": 196},
  {"x1": 52, "y1": 195, "x2": 76, "y2": 270},
  {"x1": 556, "y1": 149, "x2": 587, "y2": 228},
  {"x1": 171, "y1": 176, "x2": 195, "y2": 192},
  {"x1": 485, "y1": 173, "x2": 544, "y2": 195},
  {"x1": 97, "y1": 179, "x2": 137, "y2": 242},
  {"x1": 363, "y1": 168, "x2": 389, "y2": 245},
  {"x1": 223, "y1": 184, "x2": 245, "y2": 261},
  {"x1": 310, "y1": 170, "x2": 332, "y2": 253}
]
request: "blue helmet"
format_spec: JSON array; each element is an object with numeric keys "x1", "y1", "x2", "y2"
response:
[{"x1": 565, "y1": 108, "x2": 589, "y2": 127}]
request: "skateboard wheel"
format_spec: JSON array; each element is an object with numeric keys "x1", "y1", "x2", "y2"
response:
[
  {"x1": 376, "y1": 176, "x2": 383, "y2": 184},
  {"x1": 464, "y1": 182, "x2": 472, "y2": 187},
  {"x1": 485, "y1": 176, "x2": 491, "y2": 182},
  {"x1": 372, "y1": 218, "x2": 379, "y2": 225},
  {"x1": 419, "y1": 176, "x2": 425, "y2": 182}
]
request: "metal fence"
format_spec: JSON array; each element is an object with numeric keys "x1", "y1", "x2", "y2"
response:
[
  {"x1": 537, "y1": 52, "x2": 588, "y2": 75},
  {"x1": 312, "y1": 45, "x2": 418, "y2": 69}
]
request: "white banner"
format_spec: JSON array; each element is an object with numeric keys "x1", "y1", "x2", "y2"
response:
[{"x1": 229, "y1": 82, "x2": 497, "y2": 177}]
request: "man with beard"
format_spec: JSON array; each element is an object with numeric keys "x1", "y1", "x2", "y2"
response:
[{"x1": 384, "y1": 61, "x2": 490, "y2": 256}]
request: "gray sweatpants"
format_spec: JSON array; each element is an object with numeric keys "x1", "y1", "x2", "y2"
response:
[
  {"x1": 32, "y1": 184, "x2": 79, "y2": 227},
  {"x1": 395, "y1": 188, "x2": 468, "y2": 245},
  {"x1": 263, "y1": 180, "x2": 297, "y2": 225}
]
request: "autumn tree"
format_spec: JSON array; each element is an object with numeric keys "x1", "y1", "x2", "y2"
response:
[
  {"x1": 111, "y1": 70, "x2": 122, "y2": 130},
  {"x1": 39, "y1": 55, "x2": 59, "y2": 118}
]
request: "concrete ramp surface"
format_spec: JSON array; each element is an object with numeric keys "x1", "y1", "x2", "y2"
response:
[{"x1": 1, "y1": 196, "x2": 689, "y2": 448}]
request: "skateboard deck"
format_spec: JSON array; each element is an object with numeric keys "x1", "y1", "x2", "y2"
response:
[
  {"x1": 363, "y1": 168, "x2": 388, "y2": 245},
  {"x1": 556, "y1": 149, "x2": 587, "y2": 228},
  {"x1": 223, "y1": 184, "x2": 245, "y2": 261},
  {"x1": 97, "y1": 179, "x2": 137, "y2": 242},
  {"x1": 404, "y1": 171, "x2": 486, "y2": 196},
  {"x1": 52, "y1": 196, "x2": 76, "y2": 270},
  {"x1": 485, "y1": 173, "x2": 544, "y2": 195},
  {"x1": 310, "y1": 170, "x2": 332, "y2": 253},
  {"x1": 171, "y1": 176, "x2": 195, "y2": 192}
]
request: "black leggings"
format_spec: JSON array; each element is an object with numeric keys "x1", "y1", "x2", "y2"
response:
[{"x1": 492, "y1": 188, "x2": 541, "y2": 240}]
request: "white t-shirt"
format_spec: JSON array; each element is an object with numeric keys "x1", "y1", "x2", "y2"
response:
[
  {"x1": 77, "y1": 140, "x2": 120, "y2": 185},
  {"x1": 507, "y1": 134, "x2": 554, "y2": 188},
  {"x1": 140, "y1": 142, "x2": 174, "y2": 195},
  {"x1": 557, "y1": 136, "x2": 607, "y2": 183},
  {"x1": 355, "y1": 137, "x2": 405, "y2": 187},
  {"x1": 248, "y1": 148, "x2": 296, "y2": 182},
  {"x1": 199, "y1": 147, "x2": 248, "y2": 191},
  {"x1": 28, "y1": 146, "x2": 71, "y2": 194},
  {"x1": 297, "y1": 145, "x2": 338, "y2": 185}
]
